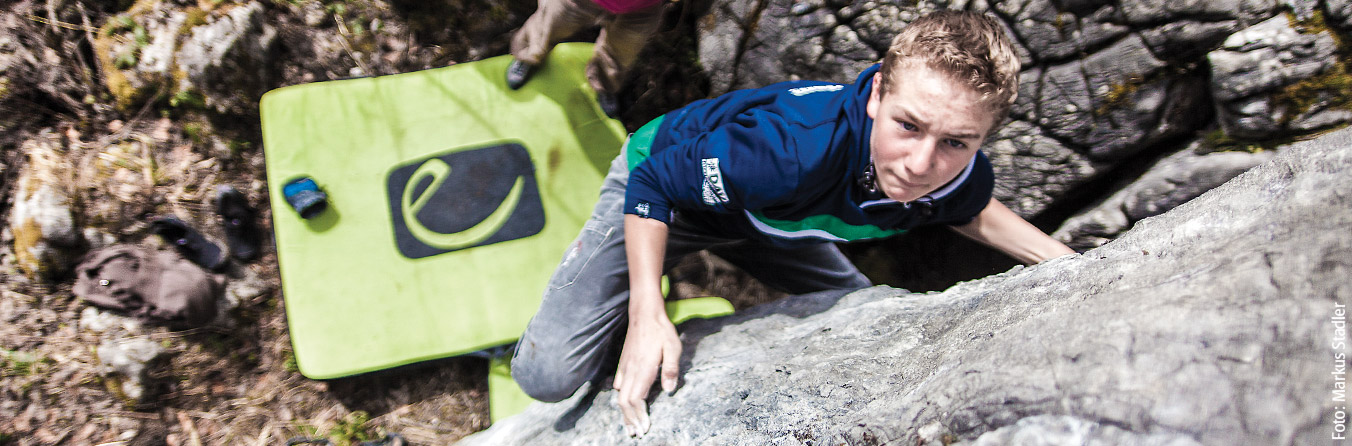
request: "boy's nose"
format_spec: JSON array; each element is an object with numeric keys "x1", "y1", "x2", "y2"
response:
[{"x1": 905, "y1": 140, "x2": 938, "y2": 177}]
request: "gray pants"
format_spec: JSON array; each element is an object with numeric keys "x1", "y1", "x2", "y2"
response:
[
  {"x1": 511, "y1": 152, "x2": 871, "y2": 402},
  {"x1": 510, "y1": 0, "x2": 664, "y2": 94}
]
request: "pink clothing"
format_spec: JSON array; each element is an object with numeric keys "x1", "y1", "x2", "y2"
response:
[{"x1": 592, "y1": 0, "x2": 663, "y2": 14}]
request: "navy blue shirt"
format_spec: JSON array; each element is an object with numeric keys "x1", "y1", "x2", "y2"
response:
[{"x1": 625, "y1": 64, "x2": 993, "y2": 246}]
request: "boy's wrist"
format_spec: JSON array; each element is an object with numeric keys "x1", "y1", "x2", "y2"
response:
[{"x1": 629, "y1": 286, "x2": 666, "y2": 319}]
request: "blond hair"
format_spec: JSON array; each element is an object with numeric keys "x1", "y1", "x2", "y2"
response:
[{"x1": 878, "y1": 11, "x2": 1021, "y2": 127}]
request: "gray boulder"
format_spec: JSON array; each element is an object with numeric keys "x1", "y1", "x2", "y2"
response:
[
  {"x1": 696, "y1": 0, "x2": 891, "y2": 95},
  {"x1": 95, "y1": 336, "x2": 166, "y2": 405},
  {"x1": 984, "y1": 120, "x2": 1097, "y2": 217},
  {"x1": 174, "y1": 1, "x2": 277, "y2": 115},
  {"x1": 1209, "y1": 14, "x2": 1341, "y2": 139},
  {"x1": 1052, "y1": 141, "x2": 1274, "y2": 250},
  {"x1": 1020, "y1": 33, "x2": 1206, "y2": 162},
  {"x1": 1114, "y1": 0, "x2": 1278, "y2": 23},
  {"x1": 983, "y1": 0, "x2": 1129, "y2": 63},
  {"x1": 460, "y1": 126, "x2": 1352, "y2": 445},
  {"x1": 7, "y1": 130, "x2": 82, "y2": 280}
]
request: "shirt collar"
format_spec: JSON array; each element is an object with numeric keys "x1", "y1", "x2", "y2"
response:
[{"x1": 859, "y1": 154, "x2": 978, "y2": 208}]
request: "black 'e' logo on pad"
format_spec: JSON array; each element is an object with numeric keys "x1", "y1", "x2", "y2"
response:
[{"x1": 387, "y1": 142, "x2": 544, "y2": 259}]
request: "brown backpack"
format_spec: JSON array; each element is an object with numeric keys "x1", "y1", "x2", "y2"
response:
[{"x1": 73, "y1": 245, "x2": 222, "y2": 327}]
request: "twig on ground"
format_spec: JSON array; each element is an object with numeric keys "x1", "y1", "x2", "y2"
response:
[
  {"x1": 333, "y1": 14, "x2": 373, "y2": 76},
  {"x1": 177, "y1": 410, "x2": 204, "y2": 446}
]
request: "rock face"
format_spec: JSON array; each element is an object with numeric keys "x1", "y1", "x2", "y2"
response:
[
  {"x1": 1052, "y1": 142, "x2": 1274, "y2": 250},
  {"x1": 460, "y1": 127, "x2": 1352, "y2": 444},
  {"x1": 1209, "y1": 14, "x2": 1343, "y2": 138}
]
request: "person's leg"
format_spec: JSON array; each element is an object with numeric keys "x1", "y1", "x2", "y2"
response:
[
  {"x1": 508, "y1": 0, "x2": 604, "y2": 88},
  {"x1": 510, "y1": 0, "x2": 601, "y2": 65},
  {"x1": 511, "y1": 151, "x2": 712, "y2": 402},
  {"x1": 511, "y1": 152, "x2": 629, "y2": 402},
  {"x1": 707, "y1": 240, "x2": 872, "y2": 295},
  {"x1": 587, "y1": 4, "x2": 663, "y2": 114}
]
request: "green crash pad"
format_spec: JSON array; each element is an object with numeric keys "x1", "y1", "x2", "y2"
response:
[{"x1": 261, "y1": 43, "x2": 626, "y2": 379}]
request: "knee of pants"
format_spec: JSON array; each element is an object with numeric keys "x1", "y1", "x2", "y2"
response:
[{"x1": 511, "y1": 343, "x2": 592, "y2": 403}]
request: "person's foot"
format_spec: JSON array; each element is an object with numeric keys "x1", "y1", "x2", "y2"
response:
[
  {"x1": 597, "y1": 90, "x2": 622, "y2": 119},
  {"x1": 506, "y1": 59, "x2": 536, "y2": 90},
  {"x1": 150, "y1": 216, "x2": 226, "y2": 271},
  {"x1": 216, "y1": 186, "x2": 263, "y2": 262}
]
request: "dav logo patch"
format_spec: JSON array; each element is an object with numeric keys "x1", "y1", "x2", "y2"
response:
[
  {"x1": 387, "y1": 142, "x2": 545, "y2": 259},
  {"x1": 701, "y1": 157, "x2": 729, "y2": 206}
]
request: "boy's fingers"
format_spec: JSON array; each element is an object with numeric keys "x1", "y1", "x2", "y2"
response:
[
  {"x1": 635, "y1": 401, "x2": 651, "y2": 436},
  {"x1": 620, "y1": 359, "x2": 660, "y2": 436},
  {"x1": 660, "y1": 342, "x2": 681, "y2": 393},
  {"x1": 616, "y1": 365, "x2": 646, "y2": 435},
  {"x1": 617, "y1": 387, "x2": 636, "y2": 434}
]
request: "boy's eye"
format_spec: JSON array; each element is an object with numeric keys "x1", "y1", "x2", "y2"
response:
[
  {"x1": 900, "y1": 121, "x2": 917, "y2": 131},
  {"x1": 944, "y1": 139, "x2": 966, "y2": 149}
]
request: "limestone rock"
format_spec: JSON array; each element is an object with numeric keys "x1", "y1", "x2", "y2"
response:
[
  {"x1": 696, "y1": 0, "x2": 899, "y2": 95},
  {"x1": 1052, "y1": 141, "x2": 1274, "y2": 250},
  {"x1": 988, "y1": 0, "x2": 1128, "y2": 62},
  {"x1": 984, "y1": 120, "x2": 1098, "y2": 217},
  {"x1": 1025, "y1": 34, "x2": 1201, "y2": 162},
  {"x1": 1209, "y1": 14, "x2": 1340, "y2": 138},
  {"x1": 96, "y1": 337, "x2": 166, "y2": 405},
  {"x1": 460, "y1": 126, "x2": 1351, "y2": 445},
  {"x1": 969, "y1": 415, "x2": 1203, "y2": 445},
  {"x1": 95, "y1": 0, "x2": 275, "y2": 114},
  {"x1": 1115, "y1": 0, "x2": 1278, "y2": 23},
  {"x1": 8, "y1": 130, "x2": 82, "y2": 280},
  {"x1": 174, "y1": 1, "x2": 276, "y2": 115}
]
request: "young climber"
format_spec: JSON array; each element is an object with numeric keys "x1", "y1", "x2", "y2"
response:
[
  {"x1": 505, "y1": 0, "x2": 665, "y2": 118},
  {"x1": 511, "y1": 10, "x2": 1076, "y2": 436}
]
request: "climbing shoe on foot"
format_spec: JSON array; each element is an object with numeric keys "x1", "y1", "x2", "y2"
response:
[
  {"x1": 506, "y1": 59, "x2": 536, "y2": 90},
  {"x1": 597, "y1": 90, "x2": 622, "y2": 119}
]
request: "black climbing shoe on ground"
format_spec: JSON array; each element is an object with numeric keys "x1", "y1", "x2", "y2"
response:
[
  {"x1": 216, "y1": 185, "x2": 263, "y2": 262},
  {"x1": 506, "y1": 59, "x2": 536, "y2": 90},
  {"x1": 150, "y1": 216, "x2": 226, "y2": 271},
  {"x1": 597, "y1": 90, "x2": 622, "y2": 119}
]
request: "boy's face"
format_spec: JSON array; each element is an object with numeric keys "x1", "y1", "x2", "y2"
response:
[{"x1": 866, "y1": 62, "x2": 996, "y2": 203}]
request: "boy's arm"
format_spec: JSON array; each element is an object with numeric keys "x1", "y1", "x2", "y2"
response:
[
  {"x1": 950, "y1": 198, "x2": 1075, "y2": 264},
  {"x1": 614, "y1": 214, "x2": 681, "y2": 437}
]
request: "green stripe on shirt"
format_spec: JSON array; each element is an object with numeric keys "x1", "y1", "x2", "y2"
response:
[
  {"x1": 626, "y1": 114, "x2": 665, "y2": 171},
  {"x1": 747, "y1": 211, "x2": 906, "y2": 241}
]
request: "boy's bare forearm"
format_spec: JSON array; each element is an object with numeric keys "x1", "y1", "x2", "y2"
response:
[
  {"x1": 625, "y1": 215, "x2": 669, "y2": 317},
  {"x1": 951, "y1": 198, "x2": 1075, "y2": 264}
]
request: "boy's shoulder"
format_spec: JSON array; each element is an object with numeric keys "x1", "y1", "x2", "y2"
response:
[{"x1": 658, "y1": 65, "x2": 880, "y2": 141}]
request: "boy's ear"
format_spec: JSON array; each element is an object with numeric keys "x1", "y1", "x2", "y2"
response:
[{"x1": 866, "y1": 73, "x2": 881, "y2": 119}]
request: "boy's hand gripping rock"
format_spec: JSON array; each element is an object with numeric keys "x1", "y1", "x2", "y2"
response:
[{"x1": 613, "y1": 313, "x2": 681, "y2": 437}]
